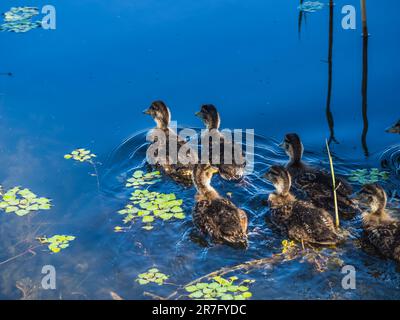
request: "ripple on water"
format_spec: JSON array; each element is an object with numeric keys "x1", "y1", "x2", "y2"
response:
[{"x1": 97, "y1": 129, "x2": 400, "y2": 299}]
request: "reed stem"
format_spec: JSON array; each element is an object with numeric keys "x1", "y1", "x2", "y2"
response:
[
  {"x1": 325, "y1": 139, "x2": 340, "y2": 228},
  {"x1": 360, "y1": 0, "x2": 368, "y2": 37}
]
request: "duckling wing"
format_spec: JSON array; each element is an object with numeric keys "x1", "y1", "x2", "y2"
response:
[
  {"x1": 292, "y1": 170, "x2": 357, "y2": 219},
  {"x1": 288, "y1": 201, "x2": 340, "y2": 245},
  {"x1": 365, "y1": 222, "x2": 400, "y2": 259},
  {"x1": 193, "y1": 198, "x2": 248, "y2": 246},
  {"x1": 206, "y1": 135, "x2": 245, "y2": 180}
]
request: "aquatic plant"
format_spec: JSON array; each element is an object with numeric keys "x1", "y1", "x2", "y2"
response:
[
  {"x1": 0, "y1": 187, "x2": 51, "y2": 216},
  {"x1": 298, "y1": 1, "x2": 324, "y2": 13},
  {"x1": 64, "y1": 148, "x2": 100, "y2": 188},
  {"x1": 125, "y1": 170, "x2": 161, "y2": 188},
  {"x1": 185, "y1": 276, "x2": 254, "y2": 300},
  {"x1": 326, "y1": 140, "x2": 340, "y2": 228},
  {"x1": 349, "y1": 168, "x2": 389, "y2": 184},
  {"x1": 1, "y1": 7, "x2": 41, "y2": 33},
  {"x1": 64, "y1": 148, "x2": 96, "y2": 162},
  {"x1": 37, "y1": 235, "x2": 76, "y2": 253},
  {"x1": 118, "y1": 190, "x2": 185, "y2": 230},
  {"x1": 136, "y1": 268, "x2": 169, "y2": 285}
]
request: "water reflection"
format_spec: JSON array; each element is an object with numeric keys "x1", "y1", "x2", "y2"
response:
[
  {"x1": 298, "y1": 0, "x2": 306, "y2": 38},
  {"x1": 361, "y1": 1, "x2": 369, "y2": 157},
  {"x1": 326, "y1": 0, "x2": 337, "y2": 145}
]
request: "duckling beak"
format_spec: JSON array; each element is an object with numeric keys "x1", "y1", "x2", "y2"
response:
[
  {"x1": 195, "y1": 111, "x2": 203, "y2": 118},
  {"x1": 210, "y1": 166, "x2": 219, "y2": 174},
  {"x1": 143, "y1": 108, "x2": 151, "y2": 115}
]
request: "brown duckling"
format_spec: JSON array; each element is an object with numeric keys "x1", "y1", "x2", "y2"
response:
[
  {"x1": 356, "y1": 184, "x2": 400, "y2": 263},
  {"x1": 265, "y1": 165, "x2": 343, "y2": 246},
  {"x1": 386, "y1": 120, "x2": 400, "y2": 134},
  {"x1": 196, "y1": 104, "x2": 246, "y2": 181},
  {"x1": 192, "y1": 164, "x2": 248, "y2": 248},
  {"x1": 144, "y1": 100, "x2": 196, "y2": 186},
  {"x1": 280, "y1": 133, "x2": 358, "y2": 219}
]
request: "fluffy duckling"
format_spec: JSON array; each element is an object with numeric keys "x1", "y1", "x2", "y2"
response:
[
  {"x1": 280, "y1": 133, "x2": 358, "y2": 219},
  {"x1": 192, "y1": 164, "x2": 248, "y2": 248},
  {"x1": 356, "y1": 184, "x2": 400, "y2": 263},
  {"x1": 144, "y1": 101, "x2": 196, "y2": 186},
  {"x1": 265, "y1": 165, "x2": 343, "y2": 246},
  {"x1": 386, "y1": 120, "x2": 400, "y2": 134},
  {"x1": 196, "y1": 104, "x2": 246, "y2": 181}
]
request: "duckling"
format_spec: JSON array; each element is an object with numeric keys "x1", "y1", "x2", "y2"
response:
[
  {"x1": 356, "y1": 184, "x2": 400, "y2": 263},
  {"x1": 280, "y1": 133, "x2": 358, "y2": 219},
  {"x1": 265, "y1": 165, "x2": 343, "y2": 246},
  {"x1": 144, "y1": 101, "x2": 196, "y2": 186},
  {"x1": 386, "y1": 120, "x2": 400, "y2": 134},
  {"x1": 196, "y1": 104, "x2": 246, "y2": 181},
  {"x1": 192, "y1": 164, "x2": 248, "y2": 248}
]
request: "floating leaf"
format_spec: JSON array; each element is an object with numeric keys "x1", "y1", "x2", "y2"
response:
[
  {"x1": 116, "y1": 190, "x2": 185, "y2": 231},
  {"x1": 185, "y1": 276, "x2": 255, "y2": 300},
  {"x1": 349, "y1": 168, "x2": 390, "y2": 184},
  {"x1": 37, "y1": 234, "x2": 75, "y2": 254},
  {"x1": 126, "y1": 170, "x2": 161, "y2": 188},
  {"x1": 298, "y1": 1, "x2": 324, "y2": 13},
  {"x1": 1, "y1": 7, "x2": 42, "y2": 33},
  {"x1": 0, "y1": 186, "x2": 52, "y2": 216},
  {"x1": 64, "y1": 148, "x2": 96, "y2": 163},
  {"x1": 136, "y1": 268, "x2": 169, "y2": 286}
]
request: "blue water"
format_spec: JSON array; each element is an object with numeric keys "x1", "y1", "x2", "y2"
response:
[{"x1": 0, "y1": 0, "x2": 399, "y2": 299}]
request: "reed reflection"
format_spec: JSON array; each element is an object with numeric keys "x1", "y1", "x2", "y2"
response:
[
  {"x1": 361, "y1": 0, "x2": 369, "y2": 156},
  {"x1": 326, "y1": 0, "x2": 337, "y2": 144}
]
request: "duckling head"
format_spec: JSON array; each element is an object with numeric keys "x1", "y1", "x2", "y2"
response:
[
  {"x1": 195, "y1": 104, "x2": 221, "y2": 130},
  {"x1": 356, "y1": 184, "x2": 387, "y2": 216},
  {"x1": 386, "y1": 119, "x2": 400, "y2": 134},
  {"x1": 264, "y1": 165, "x2": 292, "y2": 196},
  {"x1": 193, "y1": 164, "x2": 219, "y2": 198},
  {"x1": 280, "y1": 133, "x2": 304, "y2": 164},
  {"x1": 143, "y1": 100, "x2": 171, "y2": 129}
]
